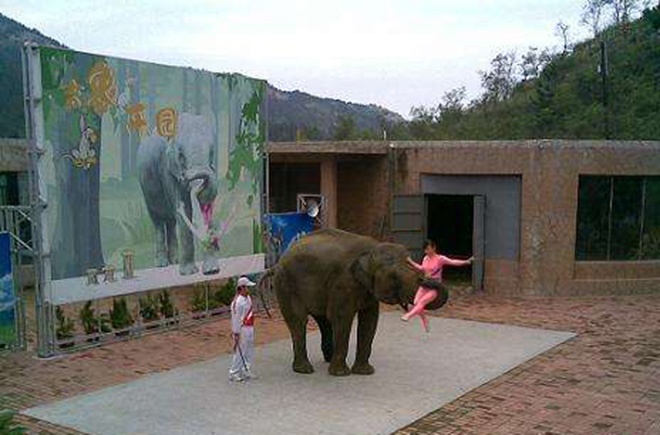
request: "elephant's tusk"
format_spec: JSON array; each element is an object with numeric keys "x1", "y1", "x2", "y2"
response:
[{"x1": 177, "y1": 204, "x2": 206, "y2": 241}]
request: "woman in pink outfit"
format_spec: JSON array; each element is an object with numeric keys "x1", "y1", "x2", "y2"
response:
[{"x1": 403, "y1": 240, "x2": 473, "y2": 332}]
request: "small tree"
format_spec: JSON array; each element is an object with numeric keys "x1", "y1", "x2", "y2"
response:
[
  {"x1": 604, "y1": 0, "x2": 640, "y2": 23},
  {"x1": 479, "y1": 52, "x2": 518, "y2": 103},
  {"x1": 332, "y1": 115, "x2": 357, "y2": 140},
  {"x1": 581, "y1": 0, "x2": 607, "y2": 37},
  {"x1": 555, "y1": 21, "x2": 571, "y2": 54}
]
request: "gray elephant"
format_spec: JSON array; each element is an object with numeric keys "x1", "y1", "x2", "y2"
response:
[
  {"x1": 137, "y1": 113, "x2": 219, "y2": 276},
  {"x1": 268, "y1": 228, "x2": 447, "y2": 376}
]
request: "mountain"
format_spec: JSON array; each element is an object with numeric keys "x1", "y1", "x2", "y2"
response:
[
  {"x1": 407, "y1": 5, "x2": 660, "y2": 141},
  {"x1": 268, "y1": 87, "x2": 404, "y2": 141},
  {"x1": 0, "y1": 13, "x2": 66, "y2": 139},
  {"x1": 0, "y1": 13, "x2": 404, "y2": 141}
]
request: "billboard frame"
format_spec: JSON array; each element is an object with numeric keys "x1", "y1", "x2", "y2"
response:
[{"x1": 22, "y1": 44, "x2": 270, "y2": 357}]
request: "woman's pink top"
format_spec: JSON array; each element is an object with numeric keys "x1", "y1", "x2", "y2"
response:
[{"x1": 413, "y1": 254, "x2": 470, "y2": 282}]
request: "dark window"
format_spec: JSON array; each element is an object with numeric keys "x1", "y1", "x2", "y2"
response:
[
  {"x1": 268, "y1": 163, "x2": 320, "y2": 213},
  {"x1": 642, "y1": 178, "x2": 660, "y2": 260},
  {"x1": 576, "y1": 177, "x2": 611, "y2": 260},
  {"x1": 610, "y1": 177, "x2": 643, "y2": 260},
  {"x1": 0, "y1": 173, "x2": 20, "y2": 206},
  {"x1": 576, "y1": 175, "x2": 660, "y2": 261}
]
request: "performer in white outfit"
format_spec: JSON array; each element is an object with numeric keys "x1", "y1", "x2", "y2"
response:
[{"x1": 229, "y1": 276, "x2": 257, "y2": 382}]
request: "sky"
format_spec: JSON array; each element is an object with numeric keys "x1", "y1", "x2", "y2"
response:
[{"x1": 2, "y1": 0, "x2": 591, "y2": 118}]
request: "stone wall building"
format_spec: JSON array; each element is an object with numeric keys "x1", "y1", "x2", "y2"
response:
[
  {"x1": 3, "y1": 138, "x2": 659, "y2": 296},
  {"x1": 269, "y1": 140, "x2": 660, "y2": 297}
]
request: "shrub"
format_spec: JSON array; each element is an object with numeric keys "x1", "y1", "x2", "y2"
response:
[
  {"x1": 55, "y1": 306, "x2": 75, "y2": 341},
  {"x1": 213, "y1": 278, "x2": 236, "y2": 307},
  {"x1": 190, "y1": 288, "x2": 207, "y2": 313},
  {"x1": 110, "y1": 298, "x2": 134, "y2": 330},
  {"x1": 139, "y1": 294, "x2": 160, "y2": 322},
  {"x1": 79, "y1": 301, "x2": 111, "y2": 336},
  {"x1": 159, "y1": 291, "x2": 177, "y2": 319},
  {"x1": 0, "y1": 409, "x2": 27, "y2": 435}
]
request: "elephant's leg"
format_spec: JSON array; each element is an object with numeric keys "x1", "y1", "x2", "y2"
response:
[
  {"x1": 328, "y1": 313, "x2": 354, "y2": 376},
  {"x1": 177, "y1": 205, "x2": 198, "y2": 275},
  {"x1": 352, "y1": 302, "x2": 379, "y2": 375},
  {"x1": 288, "y1": 315, "x2": 313, "y2": 374},
  {"x1": 155, "y1": 223, "x2": 168, "y2": 267},
  {"x1": 277, "y1": 285, "x2": 313, "y2": 374},
  {"x1": 202, "y1": 246, "x2": 219, "y2": 275},
  {"x1": 166, "y1": 220, "x2": 178, "y2": 265},
  {"x1": 312, "y1": 315, "x2": 333, "y2": 363}
]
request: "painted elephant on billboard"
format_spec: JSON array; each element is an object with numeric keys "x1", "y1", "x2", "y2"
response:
[{"x1": 137, "y1": 112, "x2": 219, "y2": 276}]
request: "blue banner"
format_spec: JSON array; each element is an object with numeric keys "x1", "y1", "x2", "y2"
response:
[
  {"x1": 266, "y1": 213, "x2": 315, "y2": 261},
  {"x1": 0, "y1": 232, "x2": 16, "y2": 346}
]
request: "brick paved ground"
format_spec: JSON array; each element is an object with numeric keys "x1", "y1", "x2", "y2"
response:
[
  {"x1": 2, "y1": 293, "x2": 660, "y2": 435},
  {"x1": 397, "y1": 294, "x2": 660, "y2": 435}
]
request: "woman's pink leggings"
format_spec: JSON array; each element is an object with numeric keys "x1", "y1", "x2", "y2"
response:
[{"x1": 404, "y1": 287, "x2": 438, "y2": 320}]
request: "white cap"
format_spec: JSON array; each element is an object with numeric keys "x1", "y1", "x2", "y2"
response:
[{"x1": 237, "y1": 276, "x2": 256, "y2": 288}]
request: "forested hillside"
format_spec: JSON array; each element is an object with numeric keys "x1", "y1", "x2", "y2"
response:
[
  {"x1": 0, "y1": 13, "x2": 65, "y2": 138},
  {"x1": 403, "y1": 3, "x2": 660, "y2": 141}
]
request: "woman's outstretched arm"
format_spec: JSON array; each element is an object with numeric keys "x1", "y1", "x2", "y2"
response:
[{"x1": 440, "y1": 255, "x2": 473, "y2": 267}]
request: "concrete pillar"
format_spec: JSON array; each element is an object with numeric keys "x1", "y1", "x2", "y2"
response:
[{"x1": 320, "y1": 157, "x2": 338, "y2": 228}]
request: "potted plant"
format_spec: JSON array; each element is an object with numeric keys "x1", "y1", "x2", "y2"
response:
[
  {"x1": 79, "y1": 301, "x2": 111, "y2": 342},
  {"x1": 189, "y1": 289, "x2": 207, "y2": 319},
  {"x1": 139, "y1": 294, "x2": 160, "y2": 329},
  {"x1": 55, "y1": 306, "x2": 75, "y2": 348},
  {"x1": 0, "y1": 409, "x2": 27, "y2": 435},
  {"x1": 159, "y1": 291, "x2": 179, "y2": 326},
  {"x1": 110, "y1": 298, "x2": 134, "y2": 337}
]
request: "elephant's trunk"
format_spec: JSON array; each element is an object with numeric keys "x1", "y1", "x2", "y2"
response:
[{"x1": 186, "y1": 168, "x2": 217, "y2": 228}]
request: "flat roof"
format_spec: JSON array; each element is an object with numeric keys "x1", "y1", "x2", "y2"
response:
[
  {"x1": 268, "y1": 140, "x2": 660, "y2": 154},
  {"x1": 267, "y1": 141, "x2": 389, "y2": 154}
]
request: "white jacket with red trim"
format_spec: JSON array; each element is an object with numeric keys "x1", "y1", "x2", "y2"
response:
[{"x1": 230, "y1": 294, "x2": 254, "y2": 334}]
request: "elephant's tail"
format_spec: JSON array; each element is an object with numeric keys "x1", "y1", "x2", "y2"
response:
[
  {"x1": 255, "y1": 266, "x2": 278, "y2": 319},
  {"x1": 258, "y1": 266, "x2": 278, "y2": 285}
]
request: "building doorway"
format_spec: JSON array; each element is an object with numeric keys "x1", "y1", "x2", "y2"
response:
[{"x1": 425, "y1": 194, "x2": 474, "y2": 285}]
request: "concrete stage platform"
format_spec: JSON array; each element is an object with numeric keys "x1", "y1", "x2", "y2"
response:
[{"x1": 24, "y1": 313, "x2": 575, "y2": 435}]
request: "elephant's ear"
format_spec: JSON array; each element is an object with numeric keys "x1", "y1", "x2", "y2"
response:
[{"x1": 350, "y1": 251, "x2": 373, "y2": 290}]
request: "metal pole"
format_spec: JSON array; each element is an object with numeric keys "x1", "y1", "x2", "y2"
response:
[
  {"x1": 23, "y1": 43, "x2": 52, "y2": 357},
  {"x1": 638, "y1": 178, "x2": 647, "y2": 260},
  {"x1": 606, "y1": 177, "x2": 614, "y2": 260},
  {"x1": 600, "y1": 39, "x2": 610, "y2": 139}
]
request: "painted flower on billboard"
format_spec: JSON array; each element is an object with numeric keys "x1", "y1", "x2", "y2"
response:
[
  {"x1": 63, "y1": 79, "x2": 82, "y2": 110},
  {"x1": 87, "y1": 61, "x2": 118, "y2": 115}
]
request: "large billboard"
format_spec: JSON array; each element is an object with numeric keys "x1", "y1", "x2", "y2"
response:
[{"x1": 27, "y1": 47, "x2": 267, "y2": 304}]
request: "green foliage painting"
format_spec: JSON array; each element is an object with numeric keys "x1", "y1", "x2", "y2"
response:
[{"x1": 35, "y1": 47, "x2": 267, "y2": 287}]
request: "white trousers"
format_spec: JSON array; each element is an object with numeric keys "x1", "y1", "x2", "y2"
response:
[{"x1": 229, "y1": 326, "x2": 254, "y2": 376}]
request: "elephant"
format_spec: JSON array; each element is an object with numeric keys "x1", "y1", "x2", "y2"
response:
[
  {"x1": 137, "y1": 113, "x2": 219, "y2": 276},
  {"x1": 269, "y1": 228, "x2": 447, "y2": 376}
]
